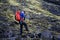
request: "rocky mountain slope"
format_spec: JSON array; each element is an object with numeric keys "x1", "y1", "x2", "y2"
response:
[{"x1": 0, "y1": 0, "x2": 60, "y2": 40}]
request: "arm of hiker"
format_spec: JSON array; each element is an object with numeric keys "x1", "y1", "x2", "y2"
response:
[{"x1": 24, "y1": 14, "x2": 25, "y2": 20}]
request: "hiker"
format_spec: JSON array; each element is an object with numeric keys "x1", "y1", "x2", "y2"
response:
[
  {"x1": 20, "y1": 10, "x2": 29, "y2": 35},
  {"x1": 15, "y1": 10, "x2": 29, "y2": 35}
]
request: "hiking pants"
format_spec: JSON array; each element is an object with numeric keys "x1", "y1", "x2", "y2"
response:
[{"x1": 19, "y1": 21, "x2": 29, "y2": 35}]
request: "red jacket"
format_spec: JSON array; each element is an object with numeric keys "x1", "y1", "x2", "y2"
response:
[{"x1": 15, "y1": 10, "x2": 20, "y2": 21}]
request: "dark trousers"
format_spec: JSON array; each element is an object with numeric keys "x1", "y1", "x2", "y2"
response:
[{"x1": 19, "y1": 21, "x2": 29, "y2": 35}]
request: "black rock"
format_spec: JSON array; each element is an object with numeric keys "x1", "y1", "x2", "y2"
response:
[
  {"x1": 52, "y1": 36, "x2": 55, "y2": 40},
  {"x1": 37, "y1": 33, "x2": 41, "y2": 38},
  {"x1": 27, "y1": 33, "x2": 34, "y2": 38},
  {"x1": 21, "y1": 35, "x2": 27, "y2": 38}
]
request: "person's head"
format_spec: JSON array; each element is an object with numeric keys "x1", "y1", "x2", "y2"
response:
[{"x1": 21, "y1": 10, "x2": 25, "y2": 14}]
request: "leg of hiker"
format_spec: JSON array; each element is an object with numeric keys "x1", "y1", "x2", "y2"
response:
[
  {"x1": 22, "y1": 22, "x2": 29, "y2": 31},
  {"x1": 19, "y1": 21, "x2": 23, "y2": 35}
]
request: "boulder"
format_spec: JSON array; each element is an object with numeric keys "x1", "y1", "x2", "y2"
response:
[{"x1": 27, "y1": 33, "x2": 34, "y2": 38}]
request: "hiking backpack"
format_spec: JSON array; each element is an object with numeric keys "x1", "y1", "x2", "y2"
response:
[{"x1": 15, "y1": 11, "x2": 20, "y2": 21}]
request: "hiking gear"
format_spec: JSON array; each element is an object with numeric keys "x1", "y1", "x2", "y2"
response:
[
  {"x1": 20, "y1": 11, "x2": 25, "y2": 21},
  {"x1": 15, "y1": 11, "x2": 20, "y2": 21},
  {"x1": 20, "y1": 11, "x2": 25, "y2": 18}
]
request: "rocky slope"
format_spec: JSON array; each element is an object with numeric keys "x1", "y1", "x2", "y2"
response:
[
  {"x1": 42, "y1": 0, "x2": 60, "y2": 16},
  {"x1": 0, "y1": 0, "x2": 60, "y2": 40}
]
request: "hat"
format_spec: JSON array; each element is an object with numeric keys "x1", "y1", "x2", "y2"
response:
[{"x1": 21, "y1": 11, "x2": 25, "y2": 13}]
